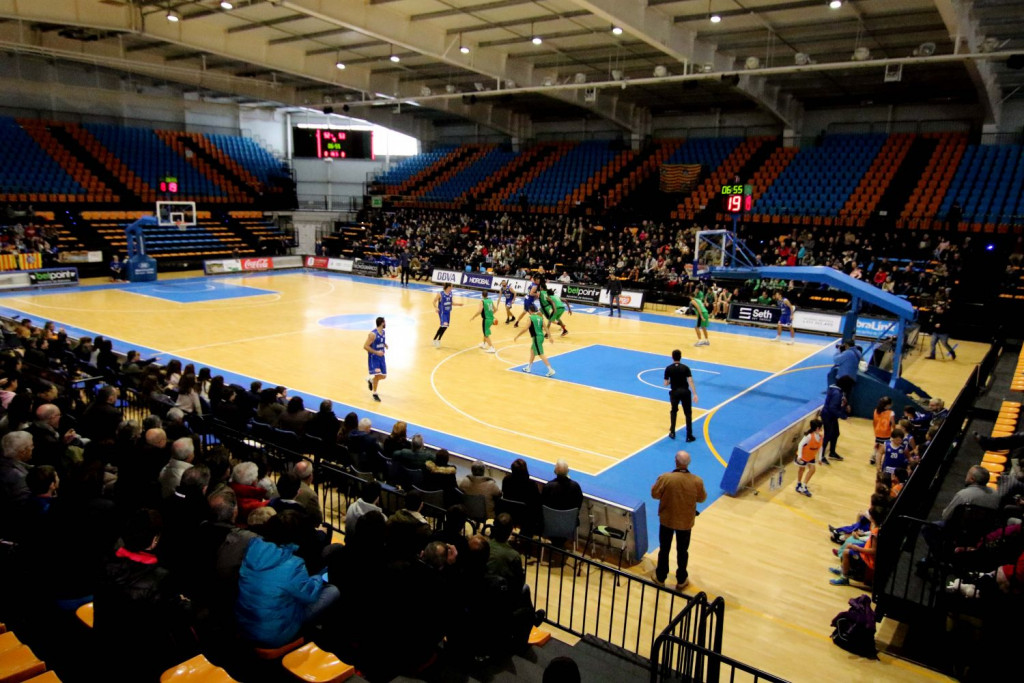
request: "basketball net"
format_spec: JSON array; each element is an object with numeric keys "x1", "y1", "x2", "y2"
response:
[{"x1": 175, "y1": 220, "x2": 187, "y2": 232}]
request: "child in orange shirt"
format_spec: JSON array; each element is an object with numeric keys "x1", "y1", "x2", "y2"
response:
[
  {"x1": 795, "y1": 419, "x2": 824, "y2": 497},
  {"x1": 872, "y1": 396, "x2": 894, "y2": 466}
]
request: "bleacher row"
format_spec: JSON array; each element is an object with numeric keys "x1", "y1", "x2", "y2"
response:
[
  {"x1": 375, "y1": 133, "x2": 1024, "y2": 230},
  {"x1": 0, "y1": 117, "x2": 288, "y2": 207}
]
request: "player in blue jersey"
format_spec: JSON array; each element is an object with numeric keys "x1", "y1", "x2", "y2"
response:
[
  {"x1": 431, "y1": 283, "x2": 463, "y2": 348},
  {"x1": 500, "y1": 280, "x2": 516, "y2": 324},
  {"x1": 363, "y1": 316, "x2": 388, "y2": 402},
  {"x1": 514, "y1": 275, "x2": 540, "y2": 328},
  {"x1": 772, "y1": 291, "x2": 795, "y2": 344}
]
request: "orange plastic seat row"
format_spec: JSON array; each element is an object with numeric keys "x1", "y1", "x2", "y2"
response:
[
  {"x1": 160, "y1": 654, "x2": 237, "y2": 683},
  {"x1": 0, "y1": 644, "x2": 47, "y2": 683}
]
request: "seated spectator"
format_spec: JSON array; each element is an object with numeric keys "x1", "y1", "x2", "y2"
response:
[
  {"x1": 292, "y1": 459, "x2": 322, "y2": 527},
  {"x1": 382, "y1": 420, "x2": 410, "y2": 460},
  {"x1": 386, "y1": 491, "x2": 431, "y2": 561},
  {"x1": 942, "y1": 466, "x2": 999, "y2": 521},
  {"x1": 0, "y1": 430, "x2": 34, "y2": 505},
  {"x1": 277, "y1": 396, "x2": 312, "y2": 435},
  {"x1": 306, "y1": 400, "x2": 340, "y2": 444},
  {"x1": 501, "y1": 458, "x2": 542, "y2": 535},
  {"x1": 487, "y1": 513, "x2": 525, "y2": 589},
  {"x1": 94, "y1": 509, "x2": 194, "y2": 681},
  {"x1": 270, "y1": 472, "x2": 327, "y2": 571},
  {"x1": 164, "y1": 360, "x2": 183, "y2": 391},
  {"x1": 230, "y1": 461, "x2": 270, "y2": 519},
  {"x1": 829, "y1": 506, "x2": 883, "y2": 586},
  {"x1": 174, "y1": 373, "x2": 202, "y2": 416},
  {"x1": 212, "y1": 386, "x2": 247, "y2": 429},
  {"x1": 256, "y1": 388, "x2": 285, "y2": 426},
  {"x1": 158, "y1": 465, "x2": 211, "y2": 579},
  {"x1": 348, "y1": 417, "x2": 384, "y2": 477},
  {"x1": 338, "y1": 411, "x2": 359, "y2": 443},
  {"x1": 79, "y1": 385, "x2": 122, "y2": 443},
  {"x1": 458, "y1": 460, "x2": 502, "y2": 519},
  {"x1": 163, "y1": 407, "x2": 192, "y2": 443},
  {"x1": 158, "y1": 437, "x2": 195, "y2": 499},
  {"x1": 28, "y1": 403, "x2": 81, "y2": 473},
  {"x1": 235, "y1": 510, "x2": 340, "y2": 648},
  {"x1": 394, "y1": 433, "x2": 430, "y2": 470},
  {"x1": 345, "y1": 481, "x2": 382, "y2": 537},
  {"x1": 424, "y1": 448, "x2": 459, "y2": 505}
]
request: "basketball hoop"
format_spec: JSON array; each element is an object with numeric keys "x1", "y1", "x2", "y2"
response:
[{"x1": 175, "y1": 220, "x2": 186, "y2": 232}]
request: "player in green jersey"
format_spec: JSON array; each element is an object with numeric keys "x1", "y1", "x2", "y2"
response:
[
  {"x1": 469, "y1": 290, "x2": 498, "y2": 353},
  {"x1": 691, "y1": 296, "x2": 710, "y2": 346},
  {"x1": 513, "y1": 312, "x2": 555, "y2": 377}
]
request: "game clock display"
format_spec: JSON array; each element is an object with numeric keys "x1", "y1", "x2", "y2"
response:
[
  {"x1": 721, "y1": 184, "x2": 753, "y2": 213},
  {"x1": 159, "y1": 175, "x2": 179, "y2": 194},
  {"x1": 292, "y1": 127, "x2": 373, "y2": 159}
]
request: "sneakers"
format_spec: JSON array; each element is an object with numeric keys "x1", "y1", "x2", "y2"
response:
[
  {"x1": 785, "y1": 340, "x2": 794, "y2": 345},
  {"x1": 652, "y1": 574, "x2": 665, "y2": 586},
  {"x1": 546, "y1": 368, "x2": 556, "y2": 377},
  {"x1": 828, "y1": 566, "x2": 843, "y2": 575},
  {"x1": 950, "y1": 345, "x2": 957, "y2": 360},
  {"x1": 479, "y1": 342, "x2": 487, "y2": 349},
  {"x1": 514, "y1": 322, "x2": 520, "y2": 328},
  {"x1": 830, "y1": 577, "x2": 850, "y2": 586},
  {"x1": 433, "y1": 339, "x2": 440, "y2": 348},
  {"x1": 830, "y1": 453, "x2": 845, "y2": 462},
  {"x1": 926, "y1": 355, "x2": 936, "y2": 360},
  {"x1": 372, "y1": 394, "x2": 381, "y2": 402},
  {"x1": 522, "y1": 366, "x2": 532, "y2": 374},
  {"x1": 686, "y1": 435, "x2": 697, "y2": 443},
  {"x1": 674, "y1": 579, "x2": 690, "y2": 593},
  {"x1": 819, "y1": 458, "x2": 831, "y2": 466},
  {"x1": 560, "y1": 328, "x2": 568, "y2": 337},
  {"x1": 367, "y1": 379, "x2": 373, "y2": 391},
  {"x1": 869, "y1": 455, "x2": 876, "y2": 466},
  {"x1": 694, "y1": 340, "x2": 709, "y2": 347},
  {"x1": 668, "y1": 431, "x2": 676, "y2": 440},
  {"x1": 484, "y1": 346, "x2": 496, "y2": 353},
  {"x1": 770, "y1": 336, "x2": 780, "y2": 342}
]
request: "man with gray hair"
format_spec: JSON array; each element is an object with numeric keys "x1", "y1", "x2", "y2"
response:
[
  {"x1": 348, "y1": 416, "x2": 383, "y2": 477},
  {"x1": 28, "y1": 403, "x2": 81, "y2": 472},
  {"x1": 163, "y1": 407, "x2": 190, "y2": 443},
  {"x1": 292, "y1": 459, "x2": 322, "y2": 526},
  {"x1": 942, "y1": 465, "x2": 998, "y2": 521},
  {"x1": 541, "y1": 459, "x2": 584, "y2": 562},
  {"x1": 0, "y1": 431, "x2": 33, "y2": 503},
  {"x1": 458, "y1": 460, "x2": 503, "y2": 519},
  {"x1": 651, "y1": 450, "x2": 706, "y2": 591},
  {"x1": 394, "y1": 434, "x2": 430, "y2": 471},
  {"x1": 158, "y1": 437, "x2": 195, "y2": 498}
]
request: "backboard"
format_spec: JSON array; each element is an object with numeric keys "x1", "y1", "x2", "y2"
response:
[{"x1": 156, "y1": 201, "x2": 197, "y2": 227}]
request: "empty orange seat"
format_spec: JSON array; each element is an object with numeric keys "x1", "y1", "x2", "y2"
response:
[
  {"x1": 75, "y1": 602, "x2": 93, "y2": 629},
  {"x1": 0, "y1": 633, "x2": 20, "y2": 656},
  {"x1": 23, "y1": 672, "x2": 62, "y2": 683},
  {"x1": 0, "y1": 645, "x2": 46, "y2": 683},
  {"x1": 160, "y1": 654, "x2": 238, "y2": 683},
  {"x1": 281, "y1": 643, "x2": 354, "y2": 683},
  {"x1": 528, "y1": 627, "x2": 552, "y2": 646}
]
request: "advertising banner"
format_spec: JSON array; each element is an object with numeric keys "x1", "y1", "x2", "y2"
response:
[
  {"x1": 431, "y1": 269, "x2": 461, "y2": 285},
  {"x1": 461, "y1": 272, "x2": 493, "y2": 289},
  {"x1": 58, "y1": 251, "x2": 104, "y2": 264},
  {"x1": 352, "y1": 259, "x2": 380, "y2": 277},
  {"x1": 240, "y1": 257, "x2": 273, "y2": 271},
  {"x1": 793, "y1": 309, "x2": 842, "y2": 334},
  {"x1": 561, "y1": 283, "x2": 602, "y2": 304},
  {"x1": 204, "y1": 259, "x2": 241, "y2": 275},
  {"x1": 728, "y1": 302, "x2": 781, "y2": 326},
  {"x1": 0, "y1": 273, "x2": 31, "y2": 290},
  {"x1": 305, "y1": 256, "x2": 355, "y2": 273},
  {"x1": 28, "y1": 268, "x2": 79, "y2": 286}
]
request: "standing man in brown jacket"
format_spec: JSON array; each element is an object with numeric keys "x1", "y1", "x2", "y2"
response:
[{"x1": 651, "y1": 451, "x2": 707, "y2": 591}]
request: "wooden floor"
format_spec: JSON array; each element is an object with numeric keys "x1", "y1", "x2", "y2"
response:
[
  {"x1": 4, "y1": 271, "x2": 978, "y2": 682},
  {"x1": 636, "y1": 339, "x2": 983, "y2": 682}
]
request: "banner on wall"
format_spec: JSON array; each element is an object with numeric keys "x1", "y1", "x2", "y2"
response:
[
  {"x1": 729, "y1": 301, "x2": 898, "y2": 338},
  {"x1": 304, "y1": 256, "x2": 354, "y2": 273},
  {"x1": 204, "y1": 255, "x2": 303, "y2": 275},
  {"x1": 431, "y1": 269, "x2": 643, "y2": 310},
  {"x1": 352, "y1": 259, "x2": 380, "y2": 277},
  {"x1": 27, "y1": 268, "x2": 79, "y2": 286}
]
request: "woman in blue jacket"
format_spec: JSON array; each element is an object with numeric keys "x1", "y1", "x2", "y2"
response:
[{"x1": 236, "y1": 510, "x2": 339, "y2": 648}]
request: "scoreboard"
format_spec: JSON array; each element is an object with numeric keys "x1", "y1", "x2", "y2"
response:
[
  {"x1": 721, "y1": 184, "x2": 753, "y2": 213},
  {"x1": 292, "y1": 128, "x2": 373, "y2": 159}
]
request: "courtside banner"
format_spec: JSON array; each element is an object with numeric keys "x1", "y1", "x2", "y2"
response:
[
  {"x1": 793, "y1": 309, "x2": 842, "y2": 334},
  {"x1": 352, "y1": 259, "x2": 380, "y2": 277},
  {"x1": 431, "y1": 269, "x2": 460, "y2": 285},
  {"x1": 728, "y1": 302, "x2": 780, "y2": 325},
  {"x1": 561, "y1": 283, "x2": 602, "y2": 304},
  {"x1": 461, "y1": 272, "x2": 493, "y2": 288},
  {"x1": 597, "y1": 288, "x2": 644, "y2": 310},
  {"x1": 0, "y1": 273, "x2": 31, "y2": 290},
  {"x1": 304, "y1": 256, "x2": 354, "y2": 273},
  {"x1": 27, "y1": 268, "x2": 79, "y2": 286}
]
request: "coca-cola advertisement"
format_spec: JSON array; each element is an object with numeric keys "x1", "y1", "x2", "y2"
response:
[{"x1": 241, "y1": 257, "x2": 273, "y2": 271}]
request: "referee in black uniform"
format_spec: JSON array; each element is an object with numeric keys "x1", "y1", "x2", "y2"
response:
[{"x1": 664, "y1": 349, "x2": 698, "y2": 442}]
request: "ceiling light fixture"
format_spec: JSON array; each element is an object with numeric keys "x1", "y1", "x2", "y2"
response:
[
  {"x1": 335, "y1": 61, "x2": 345, "y2": 70},
  {"x1": 710, "y1": 14, "x2": 721, "y2": 24},
  {"x1": 219, "y1": 1, "x2": 234, "y2": 9},
  {"x1": 829, "y1": 0, "x2": 842, "y2": 9},
  {"x1": 459, "y1": 33, "x2": 470, "y2": 54},
  {"x1": 166, "y1": 9, "x2": 181, "y2": 22},
  {"x1": 611, "y1": 26, "x2": 623, "y2": 36},
  {"x1": 531, "y1": 22, "x2": 542, "y2": 45},
  {"x1": 389, "y1": 45, "x2": 400, "y2": 63}
]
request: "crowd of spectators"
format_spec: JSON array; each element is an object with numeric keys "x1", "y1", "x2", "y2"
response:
[
  {"x1": 0, "y1": 317, "x2": 595, "y2": 680},
  {"x1": 352, "y1": 207, "x2": 977, "y2": 313}
]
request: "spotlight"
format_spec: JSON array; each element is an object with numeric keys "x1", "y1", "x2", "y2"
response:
[
  {"x1": 166, "y1": 10, "x2": 181, "y2": 22},
  {"x1": 611, "y1": 26, "x2": 623, "y2": 36},
  {"x1": 460, "y1": 45, "x2": 470, "y2": 54},
  {"x1": 390, "y1": 54, "x2": 400, "y2": 63},
  {"x1": 532, "y1": 35, "x2": 542, "y2": 45},
  {"x1": 335, "y1": 61, "x2": 346, "y2": 70},
  {"x1": 710, "y1": 15, "x2": 721, "y2": 24},
  {"x1": 219, "y1": 1, "x2": 234, "y2": 9},
  {"x1": 829, "y1": 0, "x2": 842, "y2": 8}
]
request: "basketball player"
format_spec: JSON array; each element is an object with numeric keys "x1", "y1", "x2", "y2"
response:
[
  {"x1": 500, "y1": 279, "x2": 516, "y2": 324},
  {"x1": 469, "y1": 289, "x2": 498, "y2": 353},
  {"x1": 432, "y1": 283, "x2": 463, "y2": 348},
  {"x1": 773, "y1": 291, "x2": 795, "y2": 344},
  {"x1": 513, "y1": 310, "x2": 555, "y2": 376},
  {"x1": 363, "y1": 316, "x2": 387, "y2": 402},
  {"x1": 691, "y1": 296, "x2": 710, "y2": 346},
  {"x1": 542, "y1": 287, "x2": 572, "y2": 337},
  {"x1": 514, "y1": 275, "x2": 540, "y2": 328}
]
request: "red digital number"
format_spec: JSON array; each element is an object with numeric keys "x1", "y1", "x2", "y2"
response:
[
  {"x1": 744, "y1": 194, "x2": 752, "y2": 211},
  {"x1": 726, "y1": 195, "x2": 742, "y2": 213}
]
